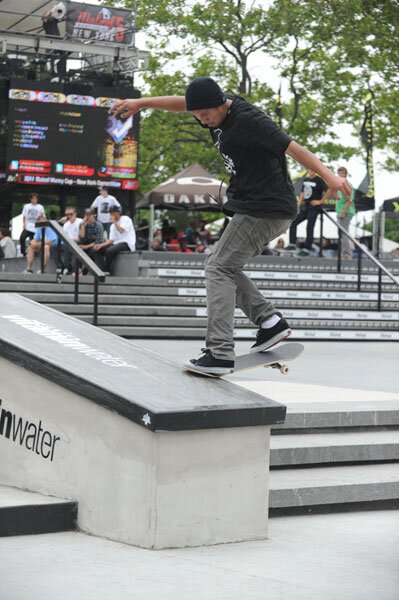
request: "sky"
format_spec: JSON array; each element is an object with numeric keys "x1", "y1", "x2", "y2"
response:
[{"x1": 84, "y1": 0, "x2": 399, "y2": 209}]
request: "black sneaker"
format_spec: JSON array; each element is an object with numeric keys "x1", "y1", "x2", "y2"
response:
[
  {"x1": 186, "y1": 348, "x2": 234, "y2": 375},
  {"x1": 250, "y1": 317, "x2": 292, "y2": 353}
]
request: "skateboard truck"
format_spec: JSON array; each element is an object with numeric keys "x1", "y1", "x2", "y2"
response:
[{"x1": 269, "y1": 362, "x2": 289, "y2": 375}]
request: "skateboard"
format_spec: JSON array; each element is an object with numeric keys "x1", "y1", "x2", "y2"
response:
[{"x1": 185, "y1": 342, "x2": 304, "y2": 378}]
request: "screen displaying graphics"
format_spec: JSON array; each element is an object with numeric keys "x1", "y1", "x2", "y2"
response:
[{"x1": 6, "y1": 80, "x2": 140, "y2": 189}]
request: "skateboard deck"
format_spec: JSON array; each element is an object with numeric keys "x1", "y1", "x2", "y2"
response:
[{"x1": 185, "y1": 342, "x2": 304, "y2": 378}]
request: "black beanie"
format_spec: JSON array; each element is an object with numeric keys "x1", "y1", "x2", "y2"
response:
[{"x1": 185, "y1": 76, "x2": 227, "y2": 111}]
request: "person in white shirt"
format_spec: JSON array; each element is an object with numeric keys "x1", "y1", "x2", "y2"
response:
[
  {"x1": 62, "y1": 207, "x2": 83, "y2": 274},
  {"x1": 90, "y1": 187, "x2": 121, "y2": 236},
  {"x1": 0, "y1": 228, "x2": 17, "y2": 259},
  {"x1": 92, "y1": 205, "x2": 135, "y2": 273},
  {"x1": 20, "y1": 193, "x2": 45, "y2": 255}
]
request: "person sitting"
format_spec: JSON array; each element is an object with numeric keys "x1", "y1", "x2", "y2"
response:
[
  {"x1": 92, "y1": 206, "x2": 136, "y2": 273},
  {"x1": 150, "y1": 239, "x2": 165, "y2": 251},
  {"x1": 23, "y1": 215, "x2": 58, "y2": 273},
  {"x1": 274, "y1": 238, "x2": 285, "y2": 251},
  {"x1": 0, "y1": 229, "x2": 16, "y2": 259},
  {"x1": 177, "y1": 237, "x2": 192, "y2": 253},
  {"x1": 78, "y1": 209, "x2": 104, "y2": 273}
]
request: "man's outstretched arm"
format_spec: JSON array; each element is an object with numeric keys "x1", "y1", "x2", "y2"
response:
[
  {"x1": 286, "y1": 140, "x2": 352, "y2": 200},
  {"x1": 110, "y1": 96, "x2": 186, "y2": 119}
]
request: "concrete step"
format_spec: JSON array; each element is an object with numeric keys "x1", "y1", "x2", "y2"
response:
[
  {"x1": 269, "y1": 463, "x2": 399, "y2": 513},
  {"x1": 79, "y1": 315, "x2": 396, "y2": 333},
  {"x1": 154, "y1": 267, "x2": 397, "y2": 285},
  {"x1": 270, "y1": 430, "x2": 399, "y2": 466},
  {"x1": 274, "y1": 400, "x2": 399, "y2": 431},
  {"x1": 98, "y1": 325, "x2": 399, "y2": 341},
  {"x1": 0, "y1": 485, "x2": 77, "y2": 537}
]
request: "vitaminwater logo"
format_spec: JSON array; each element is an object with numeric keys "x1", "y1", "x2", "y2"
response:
[{"x1": 0, "y1": 399, "x2": 60, "y2": 462}]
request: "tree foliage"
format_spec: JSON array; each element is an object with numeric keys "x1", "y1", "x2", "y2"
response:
[{"x1": 107, "y1": 0, "x2": 399, "y2": 193}]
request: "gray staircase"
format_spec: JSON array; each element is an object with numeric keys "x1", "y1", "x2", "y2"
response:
[
  {"x1": 1, "y1": 252, "x2": 398, "y2": 341},
  {"x1": 268, "y1": 400, "x2": 399, "y2": 514}
]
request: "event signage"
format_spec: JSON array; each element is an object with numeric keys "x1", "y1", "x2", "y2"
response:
[
  {"x1": 66, "y1": 2, "x2": 134, "y2": 45},
  {"x1": 6, "y1": 79, "x2": 140, "y2": 189}
]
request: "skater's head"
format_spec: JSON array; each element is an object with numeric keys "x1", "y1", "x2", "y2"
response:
[{"x1": 185, "y1": 76, "x2": 229, "y2": 127}]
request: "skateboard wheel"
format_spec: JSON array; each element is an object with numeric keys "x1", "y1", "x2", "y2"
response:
[{"x1": 280, "y1": 365, "x2": 289, "y2": 375}]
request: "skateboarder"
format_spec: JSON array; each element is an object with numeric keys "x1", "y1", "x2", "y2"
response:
[{"x1": 111, "y1": 77, "x2": 351, "y2": 375}]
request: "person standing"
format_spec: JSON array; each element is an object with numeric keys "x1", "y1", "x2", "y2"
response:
[
  {"x1": 90, "y1": 186, "x2": 121, "y2": 236},
  {"x1": 91, "y1": 206, "x2": 135, "y2": 273},
  {"x1": 62, "y1": 207, "x2": 83, "y2": 274},
  {"x1": 336, "y1": 166, "x2": 356, "y2": 258},
  {"x1": 110, "y1": 76, "x2": 351, "y2": 375},
  {"x1": 19, "y1": 193, "x2": 45, "y2": 256},
  {"x1": 287, "y1": 169, "x2": 330, "y2": 255}
]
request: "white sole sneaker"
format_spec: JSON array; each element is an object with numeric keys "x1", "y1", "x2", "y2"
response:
[{"x1": 250, "y1": 329, "x2": 292, "y2": 353}]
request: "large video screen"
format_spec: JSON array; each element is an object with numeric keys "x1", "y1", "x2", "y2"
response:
[{"x1": 6, "y1": 80, "x2": 140, "y2": 190}]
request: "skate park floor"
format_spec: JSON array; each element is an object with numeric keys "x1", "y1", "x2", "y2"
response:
[{"x1": 0, "y1": 341, "x2": 398, "y2": 600}]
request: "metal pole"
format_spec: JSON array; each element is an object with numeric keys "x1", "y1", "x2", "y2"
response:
[
  {"x1": 40, "y1": 227, "x2": 45, "y2": 273},
  {"x1": 319, "y1": 212, "x2": 323, "y2": 257},
  {"x1": 357, "y1": 247, "x2": 362, "y2": 291},
  {"x1": 74, "y1": 261, "x2": 79, "y2": 304},
  {"x1": 93, "y1": 276, "x2": 99, "y2": 326},
  {"x1": 149, "y1": 204, "x2": 155, "y2": 250},
  {"x1": 377, "y1": 268, "x2": 382, "y2": 311},
  {"x1": 337, "y1": 228, "x2": 342, "y2": 273}
]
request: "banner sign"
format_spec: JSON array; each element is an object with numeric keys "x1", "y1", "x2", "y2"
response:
[
  {"x1": 356, "y1": 91, "x2": 375, "y2": 210},
  {"x1": 66, "y1": 3, "x2": 134, "y2": 45},
  {"x1": 382, "y1": 198, "x2": 399, "y2": 217}
]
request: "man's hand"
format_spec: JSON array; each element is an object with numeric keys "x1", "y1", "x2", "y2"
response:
[
  {"x1": 324, "y1": 174, "x2": 352, "y2": 201},
  {"x1": 109, "y1": 99, "x2": 142, "y2": 119},
  {"x1": 93, "y1": 244, "x2": 102, "y2": 251}
]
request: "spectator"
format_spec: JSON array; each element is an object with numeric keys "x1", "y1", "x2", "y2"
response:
[
  {"x1": 166, "y1": 229, "x2": 180, "y2": 251},
  {"x1": 274, "y1": 238, "x2": 285, "y2": 251},
  {"x1": 79, "y1": 208, "x2": 104, "y2": 273},
  {"x1": 196, "y1": 243, "x2": 211, "y2": 254},
  {"x1": 0, "y1": 228, "x2": 16, "y2": 259},
  {"x1": 62, "y1": 207, "x2": 82, "y2": 274},
  {"x1": 20, "y1": 193, "x2": 46, "y2": 256},
  {"x1": 136, "y1": 219, "x2": 150, "y2": 250},
  {"x1": 150, "y1": 239, "x2": 165, "y2": 251},
  {"x1": 185, "y1": 221, "x2": 197, "y2": 245},
  {"x1": 336, "y1": 166, "x2": 356, "y2": 259},
  {"x1": 90, "y1": 186, "x2": 121, "y2": 236},
  {"x1": 197, "y1": 220, "x2": 212, "y2": 245},
  {"x1": 153, "y1": 228, "x2": 163, "y2": 243},
  {"x1": 178, "y1": 237, "x2": 192, "y2": 253},
  {"x1": 23, "y1": 214, "x2": 57, "y2": 273},
  {"x1": 287, "y1": 169, "x2": 330, "y2": 256},
  {"x1": 92, "y1": 206, "x2": 136, "y2": 273}
]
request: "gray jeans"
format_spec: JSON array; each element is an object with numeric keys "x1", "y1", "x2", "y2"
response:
[
  {"x1": 338, "y1": 215, "x2": 352, "y2": 257},
  {"x1": 205, "y1": 213, "x2": 291, "y2": 360}
]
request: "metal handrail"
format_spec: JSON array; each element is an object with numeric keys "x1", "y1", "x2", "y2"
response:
[
  {"x1": 320, "y1": 209, "x2": 399, "y2": 311},
  {"x1": 36, "y1": 220, "x2": 106, "y2": 326}
]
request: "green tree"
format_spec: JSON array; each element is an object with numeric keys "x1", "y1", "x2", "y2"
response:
[{"x1": 106, "y1": 0, "x2": 399, "y2": 191}]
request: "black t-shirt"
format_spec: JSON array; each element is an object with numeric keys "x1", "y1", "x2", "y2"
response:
[
  {"x1": 201, "y1": 97, "x2": 297, "y2": 218},
  {"x1": 302, "y1": 175, "x2": 328, "y2": 204}
]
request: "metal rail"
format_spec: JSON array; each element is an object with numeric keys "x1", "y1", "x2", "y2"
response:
[
  {"x1": 37, "y1": 220, "x2": 105, "y2": 326},
  {"x1": 320, "y1": 209, "x2": 399, "y2": 311}
]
